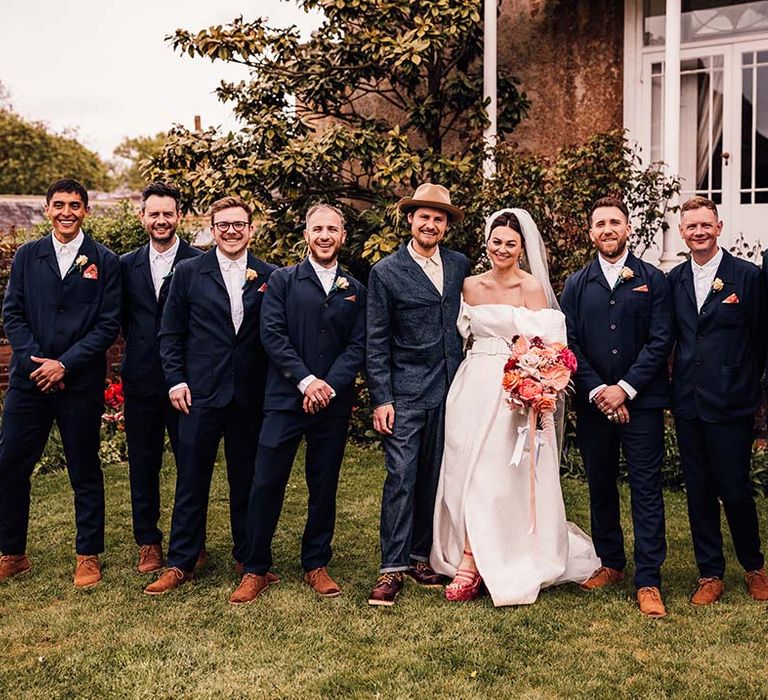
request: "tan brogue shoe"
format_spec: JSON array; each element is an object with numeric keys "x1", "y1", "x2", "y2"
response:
[
  {"x1": 230, "y1": 573, "x2": 270, "y2": 605},
  {"x1": 137, "y1": 544, "x2": 164, "y2": 574},
  {"x1": 74, "y1": 555, "x2": 102, "y2": 589},
  {"x1": 691, "y1": 577, "x2": 724, "y2": 605},
  {"x1": 143, "y1": 567, "x2": 192, "y2": 595},
  {"x1": 745, "y1": 568, "x2": 768, "y2": 601},
  {"x1": 637, "y1": 586, "x2": 667, "y2": 617},
  {"x1": 0, "y1": 554, "x2": 31, "y2": 581},
  {"x1": 580, "y1": 566, "x2": 625, "y2": 591},
  {"x1": 234, "y1": 562, "x2": 280, "y2": 585},
  {"x1": 303, "y1": 566, "x2": 342, "y2": 597}
]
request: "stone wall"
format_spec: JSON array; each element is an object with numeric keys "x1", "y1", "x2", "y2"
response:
[{"x1": 499, "y1": 0, "x2": 624, "y2": 157}]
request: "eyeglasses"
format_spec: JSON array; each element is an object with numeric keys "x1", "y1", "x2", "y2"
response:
[{"x1": 213, "y1": 221, "x2": 249, "y2": 233}]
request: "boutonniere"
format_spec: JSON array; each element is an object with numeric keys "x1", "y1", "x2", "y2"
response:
[
  {"x1": 82, "y1": 262, "x2": 98, "y2": 280},
  {"x1": 68, "y1": 254, "x2": 88, "y2": 276},
  {"x1": 711, "y1": 278, "x2": 724, "y2": 293},
  {"x1": 242, "y1": 267, "x2": 259, "y2": 290},
  {"x1": 613, "y1": 266, "x2": 634, "y2": 290},
  {"x1": 331, "y1": 276, "x2": 350, "y2": 293},
  {"x1": 722, "y1": 293, "x2": 739, "y2": 304}
]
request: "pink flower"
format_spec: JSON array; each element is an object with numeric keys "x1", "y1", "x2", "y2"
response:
[
  {"x1": 558, "y1": 347, "x2": 578, "y2": 373},
  {"x1": 540, "y1": 364, "x2": 571, "y2": 391},
  {"x1": 517, "y1": 378, "x2": 543, "y2": 403},
  {"x1": 534, "y1": 392, "x2": 558, "y2": 413}
]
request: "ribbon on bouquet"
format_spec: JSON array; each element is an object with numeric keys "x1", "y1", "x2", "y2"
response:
[
  {"x1": 508, "y1": 423, "x2": 545, "y2": 469},
  {"x1": 508, "y1": 410, "x2": 544, "y2": 535}
]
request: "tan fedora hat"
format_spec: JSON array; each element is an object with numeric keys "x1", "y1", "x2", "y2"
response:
[{"x1": 397, "y1": 183, "x2": 464, "y2": 222}]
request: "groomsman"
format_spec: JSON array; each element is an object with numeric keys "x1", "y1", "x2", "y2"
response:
[
  {"x1": 366, "y1": 184, "x2": 470, "y2": 606},
  {"x1": 668, "y1": 196, "x2": 768, "y2": 604},
  {"x1": 144, "y1": 196, "x2": 276, "y2": 595},
  {"x1": 230, "y1": 203, "x2": 366, "y2": 604},
  {"x1": 120, "y1": 182, "x2": 201, "y2": 573},
  {"x1": 0, "y1": 178, "x2": 121, "y2": 588},
  {"x1": 561, "y1": 195, "x2": 672, "y2": 617}
]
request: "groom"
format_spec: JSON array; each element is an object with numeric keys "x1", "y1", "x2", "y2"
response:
[
  {"x1": 366, "y1": 183, "x2": 470, "y2": 606},
  {"x1": 561, "y1": 195, "x2": 673, "y2": 617}
]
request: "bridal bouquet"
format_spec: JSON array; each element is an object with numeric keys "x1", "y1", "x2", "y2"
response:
[{"x1": 502, "y1": 335, "x2": 577, "y2": 414}]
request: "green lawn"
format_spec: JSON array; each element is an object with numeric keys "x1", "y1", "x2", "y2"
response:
[{"x1": 1, "y1": 444, "x2": 767, "y2": 699}]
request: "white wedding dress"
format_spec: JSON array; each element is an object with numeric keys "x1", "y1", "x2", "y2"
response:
[{"x1": 430, "y1": 302, "x2": 600, "y2": 606}]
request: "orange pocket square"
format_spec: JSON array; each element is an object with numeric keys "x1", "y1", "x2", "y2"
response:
[
  {"x1": 722, "y1": 293, "x2": 739, "y2": 304},
  {"x1": 82, "y1": 263, "x2": 99, "y2": 280},
  {"x1": 632, "y1": 284, "x2": 649, "y2": 293},
  {"x1": 344, "y1": 294, "x2": 357, "y2": 302}
]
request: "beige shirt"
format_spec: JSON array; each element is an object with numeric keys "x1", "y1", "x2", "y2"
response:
[
  {"x1": 407, "y1": 240, "x2": 443, "y2": 294},
  {"x1": 692, "y1": 247, "x2": 723, "y2": 312},
  {"x1": 52, "y1": 230, "x2": 85, "y2": 279},
  {"x1": 149, "y1": 237, "x2": 179, "y2": 299}
]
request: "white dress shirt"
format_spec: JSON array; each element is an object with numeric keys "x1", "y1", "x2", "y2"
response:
[
  {"x1": 52, "y1": 230, "x2": 85, "y2": 279},
  {"x1": 691, "y1": 247, "x2": 723, "y2": 312},
  {"x1": 298, "y1": 256, "x2": 339, "y2": 396},
  {"x1": 149, "y1": 236, "x2": 179, "y2": 299},
  {"x1": 589, "y1": 249, "x2": 636, "y2": 403},
  {"x1": 407, "y1": 240, "x2": 443, "y2": 294},
  {"x1": 216, "y1": 247, "x2": 247, "y2": 333}
]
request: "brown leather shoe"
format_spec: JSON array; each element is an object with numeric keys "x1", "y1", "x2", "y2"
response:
[
  {"x1": 137, "y1": 544, "x2": 164, "y2": 574},
  {"x1": 74, "y1": 555, "x2": 102, "y2": 589},
  {"x1": 691, "y1": 577, "x2": 724, "y2": 605},
  {"x1": 229, "y1": 573, "x2": 270, "y2": 605},
  {"x1": 0, "y1": 554, "x2": 31, "y2": 581},
  {"x1": 304, "y1": 566, "x2": 342, "y2": 597},
  {"x1": 580, "y1": 566, "x2": 625, "y2": 591},
  {"x1": 235, "y1": 562, "x2": 280, "y2": 585},
  {"x1": 637, "y1": 586, "x2": 667, "y2": 617},
  {"x1": 368, "y1": 572, "x2": 405, "y2": 606},
  {"x1": 406, "y1": 560, "x2": 444, "y2": 587},
  {"x1": 745, "y1": 568, "x2": 768, "y2": 601},
  {"x1": 143, "y1": 567, "x2": 192, "y2": 595}
]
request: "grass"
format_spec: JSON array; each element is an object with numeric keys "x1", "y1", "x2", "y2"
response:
[{"x1": 1, "y1": 444, "x2": 767, "y2": 699}]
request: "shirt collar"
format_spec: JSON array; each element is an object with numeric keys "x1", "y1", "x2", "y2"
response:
[
  {"x1": 691, "y1": 247, "x2": 723, "y2": 275},
  {"x1": 308, "y1": 255, "x2": 338, "y2": 277},
  {"x1": 408, "y1": 239, "x2": 442, "y2": 266},
  {"x1": 216, "y1": 247, "x2": 248, "y2": 270},
  {"x1": 150, "y1": 236, "x2": 179, "y2": 262},
  {"x1": 598, "y1": 249, "x2": 629, "y2": 271},
  {"x1": 52, "y1": 230, "x2": 84, "y2": 253}
]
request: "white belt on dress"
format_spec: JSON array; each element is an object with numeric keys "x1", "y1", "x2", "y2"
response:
[{"x1": 467, "y1": 337, "x2": 509, "y2": 356}]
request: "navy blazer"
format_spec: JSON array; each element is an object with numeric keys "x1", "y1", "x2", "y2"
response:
[
  {"x1": 668, "y1": 248, "x2": 767, "y2": 421},
  {"x1": 366, "y1": 243, "x2": 470, "y2": 409},
  {"x1": 3, "y1": 232, "x2": 121, "y2": 393},
  {"x1": 260, "y1": 258, "x2": 366, "y2": 415},
  {"x1": 120, "y1": 239, "x2": 203, "y2": 397},
  {"x1": 158, "y1": 248, "x2": 276, "y2": 409},
  {"x1": 561, "y1": 251, "x2": 673, "y2": 412}
]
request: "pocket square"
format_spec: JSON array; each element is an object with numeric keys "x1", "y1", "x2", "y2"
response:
[
  {"x1": 722, "y1": 293, "x2": 739, "y2": 304},
  {"x1": 632, "y1": 284, "x2": 649, "y2": 293},
  {"x1": 82, "y1": 263, "x2": 98, "y2": 280},
  {"x1": 344, "y1": 294, "x2": 357, "y2": 302},
  {"x1": 257, "y1": 282, "x2": 268, "y2": 293}
]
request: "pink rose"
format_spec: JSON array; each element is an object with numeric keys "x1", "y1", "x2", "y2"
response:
[
  {"x1": 517, "y1": 378, "x2": 542, "y2": 403},
  {"x1": 558, "y1": 347, "x2": 578, "y2": 373},
  {"x1": 540, "y1": 363, "x2": 571, "y2": 391}
]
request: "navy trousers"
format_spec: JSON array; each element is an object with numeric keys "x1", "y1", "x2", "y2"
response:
[
  {"x1": 166, "y1": 401, "x2": 261, "y2": 572},
  {"x1": 124, "y1": 393, "x2": 180, "y2": 546},
  {"x1": 675, "y1": 415, "x2": 763, "y2": 577},
  {"x1": 379, "y1": 402, "x2": 446, "y2": 573},
  {"x1": 576, "y1": 407, "x2": 667, "y2": 588},
  {"x1": 243, "y1": 410, "x2": 350, "y2": 575},
  {"x1": 0, "y1": 387, "x2": 105, "y2": 555}
]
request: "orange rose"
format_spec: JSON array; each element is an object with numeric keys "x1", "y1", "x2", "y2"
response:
[
  {"x1": 535, "y1": 393, "x2": 558, "y2": 413},
  {"x1": 540, "y1": 363, "x2": 571, "y2": 391},
  {"x1": 502, "y1": 370, "x2": 521, "y2": 392},
  {"x1": 517, "y1": 378, "x2": 542, "y2": 403}
]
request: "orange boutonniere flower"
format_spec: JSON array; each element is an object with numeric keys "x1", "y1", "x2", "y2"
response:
[{"x1": 242, "y1": 267, "x2": 259, "y2": 290}]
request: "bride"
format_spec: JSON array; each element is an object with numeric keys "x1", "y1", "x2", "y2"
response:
[{"x1": 430, "y1": 208, "x2": 600, "y2": 605}]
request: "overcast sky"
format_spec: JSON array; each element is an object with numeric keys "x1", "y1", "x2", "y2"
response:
[{"x1": 1, "y1": 0, "x2": 321, "y2": 160}]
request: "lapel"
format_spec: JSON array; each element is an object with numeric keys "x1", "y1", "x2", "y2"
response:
[
  {"x1": 678, "y1": 258, "x2": 697, "y2": 312},
  {"x1": 156, "y1": 239, "x2": 190, "y2": 304},
  {"x1": 35, "y1": 233, "x2": 62, "y2": 280},
  {"x1": 199, "y1": 247, "x2": 227, "y2": 293},
  {"x1": 613, "y1": 251, "x2": 643, "y2": 297},
  {"x1": 297, "y1": 257, "x2": 327, "y2": 297},
  {"x1": 585, "y1": 256, "x2": 611, "y2": 294},
  {"x1": 440, "y1": 248, "x2": 457, "y2": 299},
  {"x1": 398, "y1": 243, "x2": 441, "y2": 299},
  {"x1": 699, "y1": 248, "x2": 733, "y2": 315},
  {"x1": 134, "y1": 243, "x2": 156, "y2": 302}
]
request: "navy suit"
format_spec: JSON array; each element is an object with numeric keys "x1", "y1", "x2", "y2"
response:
[
  {"x1": 242, "y1": 259, "x2": 366, "y2": 574},
  {"x1": 0, "y1": 233, "x2": 120, "y2": 555},
  {"x1": 120, "y1": 239, "x2": 202, "y2": 547},
  {"x1": 668, "y1": 249, "x2": 767, "y2": 578},
  {"x1": 159, "y1": 249, "x2": 276, "y2": 571},
  {"x1": 561, "y1": 251, "x2": 672, "y2": 588},
  {"x1": 366, "y1": 243, "x2": 470, "y2": 572}
]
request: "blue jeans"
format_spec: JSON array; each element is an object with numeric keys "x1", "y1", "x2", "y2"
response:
[{"x1": 379, "y1": 402, "x2": 445, "y2": 572}]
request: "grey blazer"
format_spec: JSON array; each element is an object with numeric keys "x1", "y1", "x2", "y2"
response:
[{"x1": 366, "y1": 242, "x2": 470, "y2": 410}]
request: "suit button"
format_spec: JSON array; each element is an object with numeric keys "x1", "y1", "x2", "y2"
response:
[
  {"x1": 695, "y1": 383, "x2": 701, "y2": 389},
  {"x1": 319, "y1": 352, "x2": 325, "y2": 358},
  {"x1": 610, "y1": 324, "x2": 616, "y2": 330},
  {"x1": 609, "y1": 300, "x2": 616, "y2": 305},
  {"x1": 320, "y1": 328, "x2": 327, "y2": 335},
  {"x1": 696, "y1": 359, "x2": 702, "y2": 366},
  {"x1": 697, "y1": 335, "x2": 704, "y2": 340},
  {"x1": 58, "y1": 307, "x2": 64, "y2": 313},
  {"x1": 323, "y1": 302, "x2": 329, "y2": 308},
  {"x1": 611, "y1": 349, "x2": 618, "y2": 355}
]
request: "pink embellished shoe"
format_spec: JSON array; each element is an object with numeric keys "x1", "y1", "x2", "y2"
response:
[{"x1": 445, "y1": 568, "x2": 484, "y2": 602}]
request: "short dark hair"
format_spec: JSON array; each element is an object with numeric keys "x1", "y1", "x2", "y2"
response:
[
  {"x1": 46, "y1": 178, "x2": 88, "y2": 207},
  {"x1": 681, "y1": 196, "x2": 718, "y2": 219},
  {"x1": 589, "y1": 195, "x2": 629, "y2": 223},
  {"x1": 209, "y1": 196, "x2": 252, "y2": 225},
  {"x1": 141, "y1": 182, "x2": 181, "y2": 212}
]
